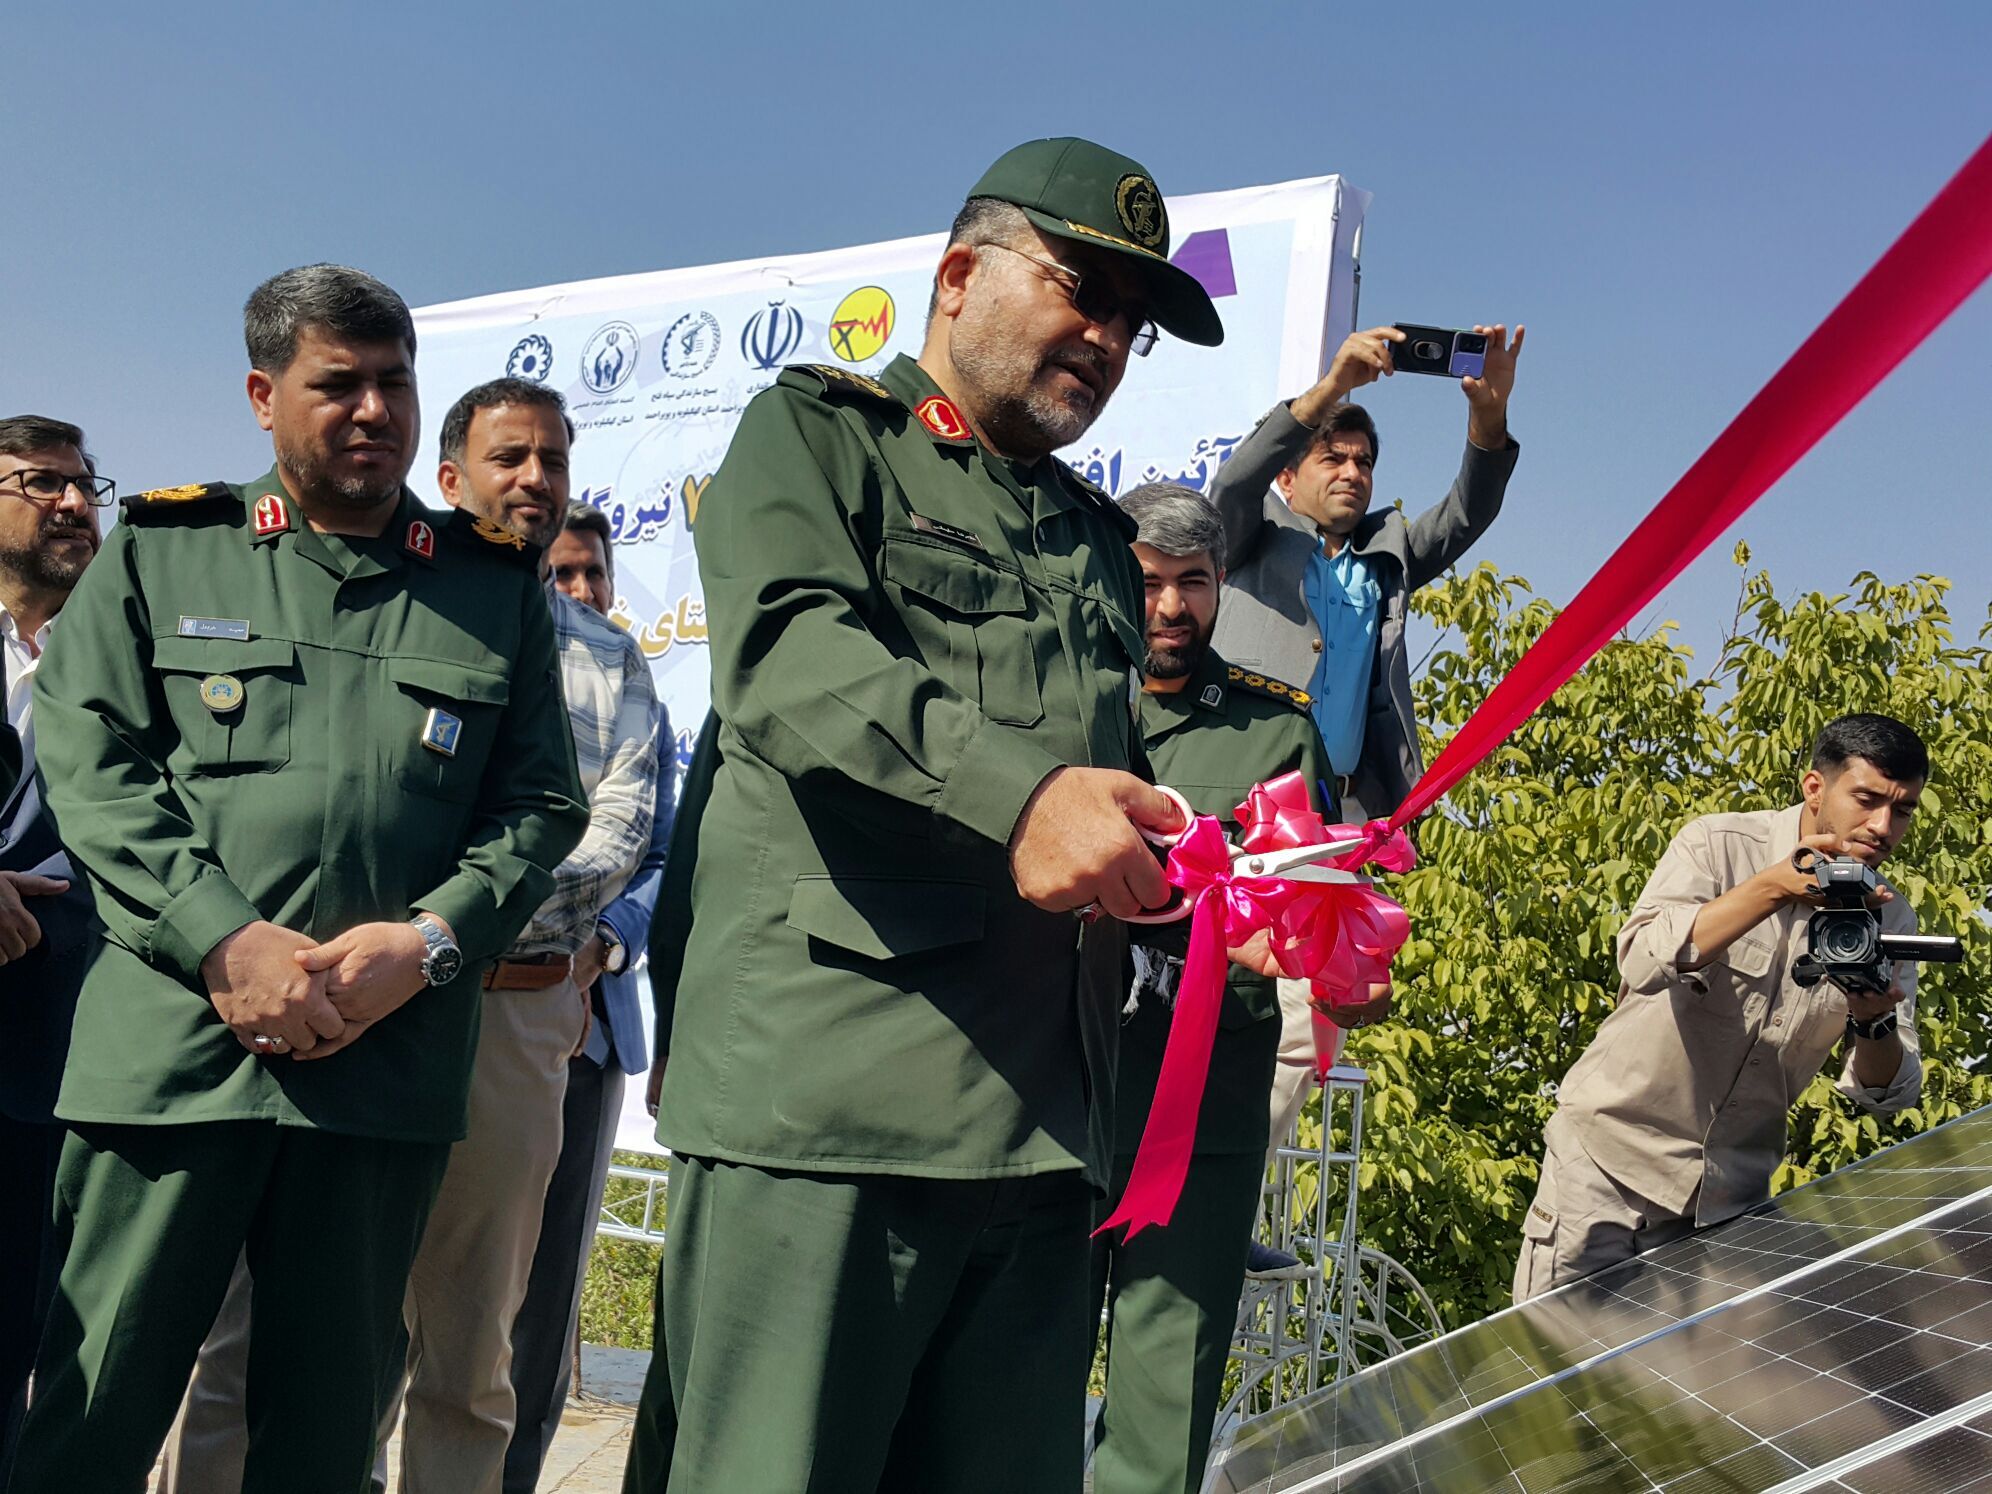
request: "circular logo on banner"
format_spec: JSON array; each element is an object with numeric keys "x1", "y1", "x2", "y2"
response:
[
  {"x1": 506, "y1": 334, "x2": 554, "y2": 383},
  {"x1": 580, "y1": 322, "x2": 639, "y2": 394},
  {"x1": 1114, "y1": 174, "x2": 1167, "y2": 252},
  {"x1": 662, "y1": 311, "x2": 722, "y2": 379},
  {"x1": 828, "y1": 286, "x2": 895, "y2": 363},
  {"x1": 740, "y1": 301, "x2": 805, "y2": 370}
]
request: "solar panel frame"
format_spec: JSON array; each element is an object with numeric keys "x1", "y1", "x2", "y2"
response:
[{"x1": 1205, "y1": 1104, "x2": 1992, "y2": 1494}]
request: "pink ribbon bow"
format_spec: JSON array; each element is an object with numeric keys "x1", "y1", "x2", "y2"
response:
[{"x1": 1096, "y1": 772, "x2": 1414, "y2": 1240}]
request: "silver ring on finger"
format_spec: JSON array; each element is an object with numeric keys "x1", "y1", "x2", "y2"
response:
[{"x1": 251, "y1": 1034, "x2": 277, "y2": 1052}]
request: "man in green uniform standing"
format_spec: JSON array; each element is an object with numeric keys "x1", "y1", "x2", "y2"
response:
[
  {"x1": 625, "y1": 139, "x2": 1224, "y2": 1494},
  {"x1": 8, "y1": 265, "x2": 588, "y2": 1494},
  {"x1": 1090, "y1": 483, "x2": 1341, "y2": 1494}
]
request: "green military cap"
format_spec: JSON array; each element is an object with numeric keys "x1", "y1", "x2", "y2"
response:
[{"x1": 967, "y1": 137, "x2": 1224, "y2": 348}]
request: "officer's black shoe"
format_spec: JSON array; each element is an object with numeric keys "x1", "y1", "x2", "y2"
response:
[{"x1": 1246, "y1": 1240, "x2": 1303, "y2": 1275}]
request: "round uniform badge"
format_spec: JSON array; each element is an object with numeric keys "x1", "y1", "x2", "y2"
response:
[{"x1": 199, "y1": 674, "x2": 244, "y2": 713}]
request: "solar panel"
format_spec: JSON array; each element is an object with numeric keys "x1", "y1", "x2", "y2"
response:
[{"x1": 1205, "y1": 1103, "x2": 1992, "y2": 1493}]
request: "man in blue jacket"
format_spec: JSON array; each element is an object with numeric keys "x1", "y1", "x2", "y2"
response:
[{"x1": 504, "y1": 503, "x2": 676, "y2": 1493}]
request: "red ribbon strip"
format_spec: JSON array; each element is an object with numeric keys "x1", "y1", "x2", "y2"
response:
[
  {"x1": 1098, "y1": 773, "x2": 1413, "y2": 1239},
  {"x1": 1378, "y1": 130, "x2": 1992, "y2": 836}
]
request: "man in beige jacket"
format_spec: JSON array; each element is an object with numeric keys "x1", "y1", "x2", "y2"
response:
[{"x1": 1515, "y1": 714, "x2": 1930, "y2": 1301}]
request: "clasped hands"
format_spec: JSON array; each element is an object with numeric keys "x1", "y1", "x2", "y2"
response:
[{"x1": 200, "y1": 917, "x2": 445, "y2": 1062}]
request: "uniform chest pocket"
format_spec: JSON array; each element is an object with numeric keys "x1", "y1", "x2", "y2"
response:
[
  {"x1": 881, "y1": 536, "x2": 1044, "y2": 728},
  {"x1": 151, "y1": 636, "x2": 297, "y2": 775},
  {"x1": 386, "y1": 656, "x2": 510, "y2": 803}
]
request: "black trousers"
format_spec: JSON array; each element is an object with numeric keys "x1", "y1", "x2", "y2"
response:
[
  {"x1": 504, "y1": 1053, "x2": 625, "y2": 1493},
  {"x1": 0, "y1": 1113, "x2": 63, "y2": 1487}
]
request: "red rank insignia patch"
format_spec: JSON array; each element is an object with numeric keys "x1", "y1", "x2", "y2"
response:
[
  {"x1": 405, "y1": 519, "x2": 436, "y2": 560},
  {"x1": 916, "y1": 396, "x2": 971, "y2": 442},
  {"x1": 252, "y1": 493, "x2": 290, "y2": 538}
]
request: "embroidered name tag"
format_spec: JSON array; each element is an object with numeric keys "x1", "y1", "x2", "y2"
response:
[
  {"x1": 910, "y1": 514, "x2": 987, "y2": 553},
  {"x1": 178, "y1": 617, "x2": 251, "y2": 641}
]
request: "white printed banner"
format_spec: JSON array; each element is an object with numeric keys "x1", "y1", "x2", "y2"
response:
[{"x1": 411, "y1": 173, "x2": 1368, "y2": 1157}]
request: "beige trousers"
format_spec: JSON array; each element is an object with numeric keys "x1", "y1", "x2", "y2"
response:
[
  {"x1": 389, "y1": 976, "x2": 582, "y2": 1493},
  {"x1": 1511, "y1": 1126, "x2": 1696, "y2": 1304},
  {"x1": 1266, "y1": 977, "x2": 1342, "y2": 1158},
  {"x1": 158, "y1": 978, "x2": 583, "y2": 1494}
]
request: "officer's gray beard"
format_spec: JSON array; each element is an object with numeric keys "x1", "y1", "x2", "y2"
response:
[
  {"x1": 276, "y1": 435, "x2": 406, "y2": 512},
  {"x1": 948, "y1": 322, "x2": 1106, "y2": 459}
]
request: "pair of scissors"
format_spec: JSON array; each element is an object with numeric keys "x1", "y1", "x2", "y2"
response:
[{"x1": 1112, "y1": 786, "x2": 1373, "y2": 925}]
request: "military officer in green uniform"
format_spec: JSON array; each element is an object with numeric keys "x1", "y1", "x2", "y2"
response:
[
  {"x1": 624, "y1": 139, "x2": 1225, "y2": 1494},
  {"x1": 1090, "y1": 483, "x2": 1338, "y2": 1494},
  {"x1": 8, "y1": 265, "x2": 588, "y2": 1494}
]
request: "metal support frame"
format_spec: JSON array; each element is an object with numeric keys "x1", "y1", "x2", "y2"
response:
[
  {"x1": 598, "y1": 1162, "x2": 670, "y2": 1244},
  {"x1": 1212, "y1": 1063, "x2": 1441, "y2": 1460}
]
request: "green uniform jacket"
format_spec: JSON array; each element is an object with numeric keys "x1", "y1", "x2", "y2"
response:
[
  {"x1": 1120, "y1": 648, "x2": 1332, "y2": 1156},
  {"x1": 33, "y1": 471, "x2": 589, "y2": 1144},
  {"x1": 659, "y1": 356, "x2": 1145, "y2": 1184}
]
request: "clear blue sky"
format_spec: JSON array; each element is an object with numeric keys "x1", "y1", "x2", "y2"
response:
[{"x1": 5, "y1": 2, "x2": 1987, "y2": 663}]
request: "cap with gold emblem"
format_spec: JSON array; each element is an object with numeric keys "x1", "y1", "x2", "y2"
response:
[{"x1": 966, "y1": 137, "x2": 1223, "y2": 348}]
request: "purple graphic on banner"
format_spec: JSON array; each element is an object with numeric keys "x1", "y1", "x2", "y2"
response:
[{"x1": 1171, "y1": 230, "x2": 1237, "y2": 299}]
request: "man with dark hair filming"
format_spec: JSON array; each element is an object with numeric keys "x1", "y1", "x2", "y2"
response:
[{"x1": 1514, "y1": 713, "x2": 1936, "y2": 1301}]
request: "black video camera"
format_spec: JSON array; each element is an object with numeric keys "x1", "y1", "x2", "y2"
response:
[{"x1": 1788, "y1": 852, "x2": 1963, "y2": 997}]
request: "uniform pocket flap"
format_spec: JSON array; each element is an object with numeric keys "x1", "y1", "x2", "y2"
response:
[
  {"x1": 1522, "y1": 1202, "x2": 1557, "y2": 1241},
  {"x1": 882, "y1": 536, "x2": 1025, "y2": 616},
  {"x1": 1719, "y1": 933, "x2": 1776, "y2": 979},
  {"x1": 151, "y1": 635, "x2": 296, "y2": 675},
  {"x1": 786, "y1": 875, "x2": 985, "y2": 960},
  {"x1": 387, "y1": 656, "x2": 511, "y2": 705}
]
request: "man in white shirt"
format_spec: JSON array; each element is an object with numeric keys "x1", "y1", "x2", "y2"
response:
[{"x1": 0, "y1": 415, "x2": 108, "y2": 1481}]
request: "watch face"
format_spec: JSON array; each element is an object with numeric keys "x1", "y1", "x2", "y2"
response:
[{"x1": 427, "y1": 946, "x2": 464, "y2": 986}]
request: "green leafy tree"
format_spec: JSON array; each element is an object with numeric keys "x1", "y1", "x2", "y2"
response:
[{"x1": 1316, "y1": 551, "x2": 1992, "y2": 1328}]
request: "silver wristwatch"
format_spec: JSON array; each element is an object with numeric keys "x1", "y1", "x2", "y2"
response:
[{"x1": 411, "y1": 914, "x2": 463, "y2": 987}]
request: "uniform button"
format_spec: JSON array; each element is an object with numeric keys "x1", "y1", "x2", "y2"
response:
[{"x1": 1312, "y1": 639, "x2": 1323, "y2": 653}]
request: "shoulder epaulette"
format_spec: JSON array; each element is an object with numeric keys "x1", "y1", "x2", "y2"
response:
[
  {"x1": 120, "y1": 482, "x2": 235, "y2": 522},
  {"x1": 777, "y1": 363, "x2": 902, "y2": 408},
  {"x1": 444, "y1": 507, "x2": 542, "y2": 568},
  {"x1": 1227, "y1": 665, "x2": 1313, "y2": 711}
]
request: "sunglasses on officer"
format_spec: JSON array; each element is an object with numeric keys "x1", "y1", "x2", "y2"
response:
[{"x1": 981, "y1": 243, "x2": 1160, "y2": 357}]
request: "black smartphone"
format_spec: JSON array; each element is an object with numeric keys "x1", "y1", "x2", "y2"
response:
[{"x1": 1392, "y1": 324, "x2": 1488, "y2": 379}]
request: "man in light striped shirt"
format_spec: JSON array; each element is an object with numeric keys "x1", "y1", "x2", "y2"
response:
[{"x1": 161, "y1": 379, "x2": 662, "y2": 1494}]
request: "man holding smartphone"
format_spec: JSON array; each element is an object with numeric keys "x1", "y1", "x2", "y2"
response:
[{"x1": 1207, "y1": 322, "x2": 1523, "y2": 1259}]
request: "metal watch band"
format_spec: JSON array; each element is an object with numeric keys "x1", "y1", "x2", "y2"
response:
[{"x1": 411, "y1": 914, "x2": 461, "y2": 986}]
